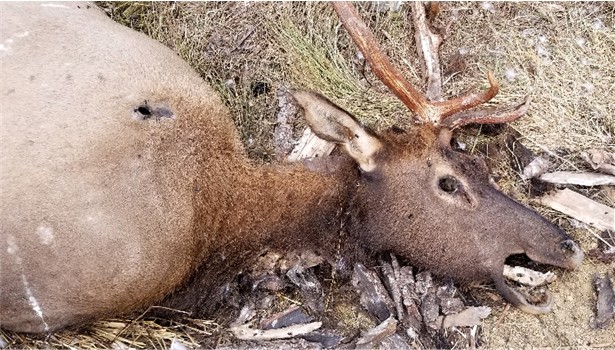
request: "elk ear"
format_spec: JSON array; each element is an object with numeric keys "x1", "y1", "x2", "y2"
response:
[{"x1": 292, "y1": 90, "x2": 382, "y2": 172}]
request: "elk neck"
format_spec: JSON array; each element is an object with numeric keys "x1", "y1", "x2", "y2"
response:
[{"x1": 191, "y1": 153, "x2": 361, "y2": 271}]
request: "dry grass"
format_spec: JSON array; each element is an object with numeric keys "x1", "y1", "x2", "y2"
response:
[
  {"x1": 6, "y1": 2, "x2": 614, "y2": 348},
  {"x1": 1, "y1": 316, "x2": 220, "y2": 349}
]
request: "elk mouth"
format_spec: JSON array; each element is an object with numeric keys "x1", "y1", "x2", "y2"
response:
[{"x1": 498, "y1": 242, "x2": 584, "y2": 314}]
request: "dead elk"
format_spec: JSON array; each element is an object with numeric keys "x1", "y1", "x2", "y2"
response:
[{"x1": 0, "y1": 2, "x2": 583, "y2": 334}]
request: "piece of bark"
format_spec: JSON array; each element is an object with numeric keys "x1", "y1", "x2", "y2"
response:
[
  {"x1": 503, "y1": 265, "x2": 557, "y2": 287},
  {"x1": 254, "y1": 274, "x2": 286, "y2": 292},
  {"x1": 521, "y1": 156, "x2": 550, "y2": 180},
  {"x1": 300, "y1": 330, "x2": 343, "y2": 349},
  {"x1": 581, "y1": 149, "x2": 615, "y2": 176},
  {"x1": 379, "y1": 260, "x2": 406, "y2": 327},
  {"x1": 414, "y1": 271, "x2": 434, "y2": 297},
  {"x1": 539, "y1": 171, "x2": 615, "y2": 186},
  {"x1": 436, "y1": 284, "x2": 464, "y2": 315},
  {"x1": 275, "y1": 87, "x2": 298, "y2": 160},
  {"x1": 287, "y1": 129, "x2": 336, "y2": 162},
  {"x1": 373, "y1": 334, "x2": 412, "y2": 350},
  {"x1": 286, "y1": 266, "x2": 323, "y2": 314},
  {"x1": 591, "y1": 273, "x2": 615, "y2": 329},
  {"x1": 421, "y1": 292, "x2": 441, "y2": 330},
  {"x1": 231, "y1": 302, "x2": 256, "y2": 327},
  {"x1": 398, "y1": 266, "x2": 423, "y2": 331},
  {"x1": 231, "y1": 321, "x2": 323, "y2": 341},
  {"x1": 442, "y1": 306, "x2": 491, "y2": 328},
  {"x1": 259, "y1": 305, "x2": 313, "y2": 330},
  {"x1": 539, "y1": 189, "x2": 615, "y2": 231},
  {"x1": 355, "y1": 316, "x2": 398, "y2": 346},
  {"x1": 588, "y1": 230, "x2": 615, "y2": 264},
  {"x1": 352, "y1": 263, "x2": 395, "y2": 322}
]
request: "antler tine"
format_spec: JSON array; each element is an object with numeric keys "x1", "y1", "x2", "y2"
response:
[
  {"x1": 442, "y1": 96, "x2": 531, "y2": 129},
  {"x1": 431, "y1": 71, "x2": 500, "y2": 121},
  {"x1": 332, "y1": 2, "x2": 432, "y2": 122},
  {"x1": 333, "y1": 2, "x2": 518, "y2": 127}
]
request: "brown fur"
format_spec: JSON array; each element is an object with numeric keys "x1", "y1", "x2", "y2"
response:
[{"x1": 0, "y1": 3, "x2": 583, "y2": 333}]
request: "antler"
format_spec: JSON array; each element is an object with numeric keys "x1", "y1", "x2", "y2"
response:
[{"x1": 332, "y1": 2, "x2": 529, "y2": 128}]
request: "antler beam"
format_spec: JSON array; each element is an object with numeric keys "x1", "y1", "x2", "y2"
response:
[{"x1": 332, "y1": 2, "x2": 529, "y2": 128}]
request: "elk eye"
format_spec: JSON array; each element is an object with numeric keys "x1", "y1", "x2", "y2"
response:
[{"x1": 438, "y1": 176, "x2": 460, "y2": 194}]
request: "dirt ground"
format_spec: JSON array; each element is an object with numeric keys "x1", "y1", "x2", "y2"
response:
[{"x1": 3, "y1": 2, "x2": 613, "y2": 349}]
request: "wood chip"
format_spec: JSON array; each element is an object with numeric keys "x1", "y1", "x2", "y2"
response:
[
  {"x1": 231, "y1": 321, "x2": 322, "y2": 341},
  {"x1": 503, "y1": 265, "x2": 557, "y2": 287},
  {"x1": 442, "y1": 306, "x2": 491, "y2": 328},
  {"x1": 539, "y1": 171, "x2": 615, "y2": 186},
  {"x1": 538, "y1": 189, "x2": 614, "y2": 231}
]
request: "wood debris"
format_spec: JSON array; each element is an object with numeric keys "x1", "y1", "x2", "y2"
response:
[
  {"x1": 231, "y1": 321, "x2": 323, "y2": 341},
  {"x1": 352, "y1": 263, "x2": 395, "y2": 322},
  {"x1": 442, "y1": 306, "x2": 492, "y2": 328},
  {"x1": 259, "y1": 306, "x2": 313, "y2": 330},
  {"x1": 590, "y1": 273, "x2": 615, "y2": 329},
  {"x1": 588, "y1": 230, "x2": 615, "y2": 264},
  {"x1": 521, "y1": 156, "x2": 550, "y2": 180},
  {"x1": 355, "y1": 316, "x2": 398, "y2": 346},
  {"x1": 436, "y1": 284, "x2": 465, "y2": 315},
  {"x1": 538, "y1": 188, "x2": 615, "y2": 231},
  {"x1": 503, "y1": 265, "x2": 557, "y2": 287},
  {"x1": 581, "y1": 149, "x2": 615, "y2": 176},
  {"x1": 287, "y1": 129, "x2": 335, "y2": 162},
  {"x1": 539, "y1": 171, "x2": 615, "y2": 186},
  {"x1": 274, "y1": 87, "x2": 298, "y2": 160}
]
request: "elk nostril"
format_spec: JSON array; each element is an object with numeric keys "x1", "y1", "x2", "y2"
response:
[{"x1": 560, "y1": 240, "x2": 576, "y2": 252}]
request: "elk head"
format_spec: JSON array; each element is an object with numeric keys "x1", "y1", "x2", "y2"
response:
[{"x1": 292, "y1": 2, "x2": 584, "y2": 314}]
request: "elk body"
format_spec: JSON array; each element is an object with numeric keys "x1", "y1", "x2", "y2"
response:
[{"x1": 0, "y1": 2, "x2": 583, "y2": 333}]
